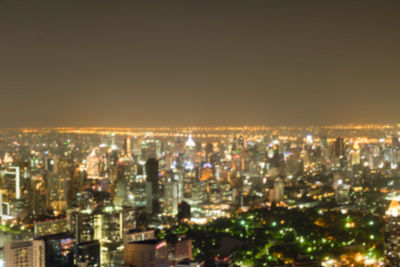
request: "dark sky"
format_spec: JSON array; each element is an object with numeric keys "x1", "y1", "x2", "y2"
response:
[{"x1": 1, "y1": 0, "x2": 399, "y2": 127}]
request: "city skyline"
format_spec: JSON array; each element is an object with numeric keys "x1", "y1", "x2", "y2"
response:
[
  {"x1": 0, "y1": 125, "x2": 398, "y2": 266},
  {"x1": 1, "y1": 0, "x2": 400, "y2": 128},
  {"x1": 1, "y1": 0, "x2": 400, "y2": 266}
]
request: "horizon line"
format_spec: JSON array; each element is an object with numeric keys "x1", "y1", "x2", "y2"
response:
[{"x1": 0, "y1": 123, "x2": 398, "y2": 131}]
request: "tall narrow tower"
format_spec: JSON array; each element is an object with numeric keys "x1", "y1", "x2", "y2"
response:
[{"x1": 145, "y1": 158, "x2": 159, "y2": 215}]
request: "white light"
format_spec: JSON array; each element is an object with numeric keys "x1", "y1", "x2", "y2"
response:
[{"x1": 306, "y1": 134, "x2": 313, "y2": 144}]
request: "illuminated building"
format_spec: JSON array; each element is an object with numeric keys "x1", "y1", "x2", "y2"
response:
[
  {"x1": 392, "y1": 147, "x2": 398, "y2": 169},
  {"x1": 38, "y1": 233, "x2": 75, "y2": 267},
  {"x1": 184, "y1": 134, "x2": 196, "y2": 170},
  {"x1": 393, "y1": 136, "x2": 399, "y2": 148},
  {"x1": 334, "y1": 183, "x2": 350, "y2": 204},
  {"x1": 34, "y1": 218, "x2": 68, "y2": 238},
  {"x1": 269, "y1": 178, "x2": 284, "y2": 203},
  {"x1": 4, "y1": 167, "x2": 20, "y2": 200},
  {"x1": 334, "y1": 137, "x2": 345, "y2": 158},
  {"x1": 183, "y1": 169, "x2": 195, "y2": 198},
  {"x1": 205, "y1": 143, "x2": 214, "y2": 163},
  {"x1": 67, "y1": 210, "x2": 95, "y2": 243},
  {"x1": 124, "y1": 136, "x2": 132, "y2": 156},
  {"x1": 31, "y1": 173, "x2": 47, "y2": 216},
  {"x1": 349, "y1": 143, "x2": 361, "y2": 166},
  {"x1": 113, "y1": 162, "x2": 129, "y2": 207},
  {"x1": 124, "y1": 229, "x2": 155, "y2": 244},
  {"x1": 3, "y1": 152, "x2": 13, "y2": 165},
  {"x1": 164, "y1": 175, "x2": 179, "y2": 215},
  {"x1": 122, "y1": 207, "x2": 136, "y2": 233},
  {"x1": 123, "y1": 239, "x2": 168, "y2": 267},
  {"x1": 174, "y1": 168, "x2": 184, "y2": 203},
  {"x1": 385, "y1": 199, "x2": 400, "y2": 265},
  {"x1": 77, "y1": 240, "x2": 100, "y2": 267},
  {"x1": 93, "y1": 206, "x2": 124, "y2": 266},
  {"x1": 3, "y1": 125, "x2": 400, "y2": 265},
  {"x1": 47, "y1": 174, "x2": 68, "y2": 212},
  {"x1": 4, "y1": 240, "x2": 45, "y2": 267},
  {"x1": 87, "y1": 148, "x2": 101, "y2": 178},
  {"x1": 167, "y1": 235, "x2": 193, "y2": 266},
  {"x1": 133, "y1": 174, "x2": 147, "y2": 207}
]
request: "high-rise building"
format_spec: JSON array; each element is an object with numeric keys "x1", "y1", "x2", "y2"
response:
[
  {"x1": 334, "y1": 138, "x2": 345, "y2": 158},
  {"x1": 183, "y1": 135, "x2": 196, "y2": 170},
  {"x1": 77, "y1": 240, "x2": 100, "y2": 267},
  {"x1": 385, "y1": 199, "x2": 400, "y2": 265},
  {"x1": 146, "y1": 158, "x2": 159, "y2": 215},
  {"x1": 174, "y1": 168, "x2": 184, "y2": 204},
  {"x1": 269, "y1": 178, "x2": 284, "y2": 203},
  {"x1": 124, "y1": 136, "x2": 132, "y2": 156},
  {"x1": 38, "y1": 233, "x2": 75, "y2": 267},
  {"x1": 4, "y1": 240, "x2": 45, "y2": 267},
  {"x1": 178, "y1": 201, "x2": 191, "y2": 223},
  {"x1": 164, "y1": 176, "x2": 179, "y2": 215},
  {"x1": 205, "y1": 143, "x2": 214, "y2": 163},
  {"x1": 320, "y1": 136, "x2": 328, "y2": 148},
  {"x1": 67, "y1": 210, "x2": 95, "y2": 244},
  {"x1": 93, "y1": 206, "x2": 125, "y2": 266},
  {"x1": 393, "y1": 136, "x2": 399, "y2": 149}
]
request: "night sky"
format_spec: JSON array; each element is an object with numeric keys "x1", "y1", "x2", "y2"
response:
[{"x1": 1, "y1": 0, "x2": 399, "y2": 127}]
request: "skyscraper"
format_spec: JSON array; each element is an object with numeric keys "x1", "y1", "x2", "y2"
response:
[
  {"x1": 183, "y1": 134, "x2": 196, "y2": 170},
  {"x1": 334, "y1": 137, "x2": 345, "y2": 158},
  {"x1": 146, "y1": 158, "x2": 159, "y2": 215},
  {"x1": 164, "y1": 175, "x2": 179, "y2": 215}
]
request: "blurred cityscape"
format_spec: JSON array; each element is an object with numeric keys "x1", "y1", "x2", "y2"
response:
[{"x1": 1, "y1": 124, "x2": 400, "y2": 266}]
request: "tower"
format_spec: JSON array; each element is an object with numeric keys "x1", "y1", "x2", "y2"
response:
[
  {"x1": 334, "y1": 137, "x2": 345, "y2": 158},
  {"x1": 183, "y1": 134, "x2": 196, "y2": 170},
  {"x1": 164, "y1": 175, "x2": 179, "y2": 215},
  {"x1": 124, "y1": 136, "x2": 132, "y2": 156},
  {"x1": 145, "y1": 158, "x2": 159, "y2": 215}
]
